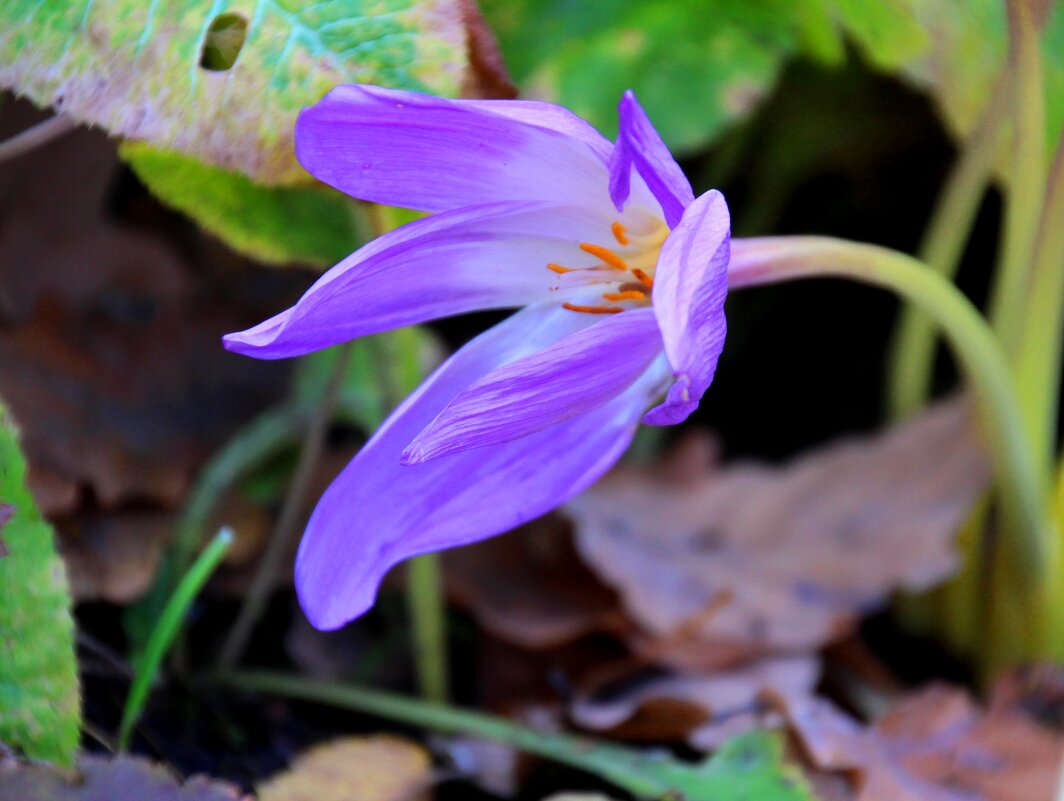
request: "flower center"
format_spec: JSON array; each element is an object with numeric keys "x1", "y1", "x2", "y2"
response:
[{"x1": 546, "y1": 219, "x2": 668, "y2": 314}]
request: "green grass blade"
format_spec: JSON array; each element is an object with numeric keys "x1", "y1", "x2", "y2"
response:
[{"x1": 118, "y1": 528, "x2": 232, "y2": 751}]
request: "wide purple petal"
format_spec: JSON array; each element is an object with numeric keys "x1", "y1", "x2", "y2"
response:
[
  {"x1": 223, "y1": 201, "x2": 611, "y2": 359},
  {"x1": 608, "y1": 91, "x2": 695, "y2": 229},
  {"x1": 295, "y1": 304, "x2": 664, "y2": 629},
  {"x1": 296, "y1": 85, "x2": 612, "y2": 214},
  {"x1": 402, "y1": 308, "x2": 662, "y2": 463},
  {"x1": 643, "y1": 189, "x2": 730, "y2": 426}
]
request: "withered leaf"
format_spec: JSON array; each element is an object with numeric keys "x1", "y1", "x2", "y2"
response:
[
  {"x1": 445, "y1": 517, "x2": 627, "y2": 650},
  {"x1": 0, "y1": 748, "x2": 247, "y2": 801},
  {"x1": 0, "y1": 102, "x2": 291, "y2": 517},
  {"x1": 257, "y1": 736, "x2": 433, "y2": 801},
  {"x1": 567, "y1": 398, "x2": 989, "y2": 670},
  {"x1": 571, "y1": 656, "x2": 819, "y2": 750},
  {"x1": 780, "y1": 669, "x2": 1064, "y2": 801}
]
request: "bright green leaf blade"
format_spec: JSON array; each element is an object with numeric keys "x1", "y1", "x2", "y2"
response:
[
  {"x1": 118, "y1": 528, "x2": 233, "y2": 751},
  {"x1": 213, "y1": 671, "x2": 815, "y2": 801},
  {"x1": 120, "y1": 142, "x2": 361, "y2": 267},
  {"x1": 0, "y1": 407, "x2": 80, "y2": 766},
  {"x1": 0, "y1": 0, "x2": 473, "y2": 183}
]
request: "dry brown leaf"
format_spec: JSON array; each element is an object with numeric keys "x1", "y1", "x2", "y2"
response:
[
  {"x1": 0, "y1": 748, "x2": 247, "y2": 801},
  {"x1": 58, "y1": 511, "x2": 172, "y2": 603},
  {"x1": 571, "y1": 655, "x2": 819, "y2": 749},
  {"x1": 445, "y1": 517, "x2": 627, "y2": 650},
  {"x1": 257, "y1": 736, "x2": 434, "y2": 801},
  {"x1": 780, "y1": 670, "x2": 1064, "y2": 801},
  {"x1": 567, "y1": 398, "x2": 989, "y2": 671},
  {"x1": 0, "y1": 103, "x2": 292, "y2": 517}
]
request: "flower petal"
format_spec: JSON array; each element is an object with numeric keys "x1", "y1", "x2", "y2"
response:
[
  {"x1": 402, "y1": 308, "x2": 662, "y2": 463},
  {"x1": 608, "y1": 91, "x2": 695, "y2": 229},
  {"x1": 297, "y1": 85, "x2": 612, "y2": 213},
  {"x1": 223, "y1": 201, "x2": 612, "y2": 359},
  {"x1": 643, "y1": 189, "x2": 730, "y2": 426},
  {"x1": 461, "y1": 98, "x2": 612, "y2": 162},
  {"x1": 295, "y1": 304, "x2": 663, "y2": 629}
]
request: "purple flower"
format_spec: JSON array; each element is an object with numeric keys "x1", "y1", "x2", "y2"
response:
[{"x1": 224, "y1": 86, "x2": 730, "y2": 630}]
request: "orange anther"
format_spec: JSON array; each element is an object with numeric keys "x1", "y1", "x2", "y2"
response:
[
  {"x1": 631, "y1": 268, "x2": 654, "y2": 288},
  {"x1": 611, "y1": 222, "x2": 629, "y2": 246},
  {"x1": 562, "y1": 303, "x2": 624, "y2": 315},
  {"x1": 547, "y1": 263, "x2": 574, "y2": 274},
  {"x1": 602, "y1": 290, "x2": 646, "y2": 301},
  {"x1": 579, "y1": 243, "x2": 629, "y2": 271}
]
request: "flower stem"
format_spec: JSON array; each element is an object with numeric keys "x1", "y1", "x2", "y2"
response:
[
  {"x1": 886, "y1": 71, "x2": 1009, "y2": 420},
  {"x1": 217, "y1": 342, "x2": 353, "y2": 669},
  {"x1": 730, "y1": 236, "x2": 1057, "y2": 658},
  {"x1": 407, "y1": 553, "x2": 448, "y2": 702},
  {"x1": 363, "y1": 204, "x2": 451, "y2": 702}
]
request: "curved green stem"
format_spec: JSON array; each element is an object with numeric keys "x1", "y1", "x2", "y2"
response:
[
  {"x1": 730, "y1": 236, "x2": 1053, "y2": 583},
  {"x1": 887, "y1": 71, "x2": 1010, "y2": 420}
]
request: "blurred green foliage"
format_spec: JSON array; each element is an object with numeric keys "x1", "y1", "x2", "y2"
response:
[{"x1": 481, "y1": 0, "x2": 1064, "y2": 160}]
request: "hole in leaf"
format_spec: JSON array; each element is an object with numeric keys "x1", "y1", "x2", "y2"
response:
[{"x1": 200, "y1": 12, "x2": 248, "y2": 71}]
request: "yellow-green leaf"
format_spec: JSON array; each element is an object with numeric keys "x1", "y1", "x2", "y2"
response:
[
  {"x1": 121, "y1": 141, "x2": 361, "y2": 267},
  {"x1": 0, "y1": 0, "x2": 476, "y2": 184}
]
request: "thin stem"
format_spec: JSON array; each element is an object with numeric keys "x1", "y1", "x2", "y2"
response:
[
  {"x1": 171, "y1": 405, "x2": 305, "y2": 583},
  {"x1": 217, "y1": 343, "x2": 354, "y2": 669},
  {"x1": 407, "y1": 553, "x2": 448, "y2": 702},
  {"x1": 209, "y1": 671, "x2": 774, "y2": 800},
  {"x1": 363, "y1": 204, "x2": 451, "y2": 702},
  {"x1": 391, "y1": 328, "x2": 449, "y2": 701},
  {"x1": 887, "y1": 71, "x2": 1010, "y2": 420},
  {"x1": 988, "y1": 0, "x2": 1048, "y2": 354},
  {"x1": 0, "y1": 115, "x2": 75, "y2": 162},
  {"x1": 730, "y1": 236, "x2": 1052, "y2": 581},
  {"x1": 1015, "y1": 132, "x2": 1064, "y2": 487}
]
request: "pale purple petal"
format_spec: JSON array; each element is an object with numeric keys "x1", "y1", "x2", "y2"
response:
[
  {"x1": 402, "y1": 308, "x2": 662, "y2": 463},
  {"x1": 295, "y1": 304, "x2": 664, "y2": 629},
  {"x1": 223, "y1": 201, "x2": 611, "y2": 359},
  {"x1": 608, "y1": 91, "x2": 695, "y2": 229},
  {"x1": 296, "y1": 85, "x2": 612, "y2": 214},
  {"x1": 643, "y1": 189, "x2": 730, "y2": 426}
]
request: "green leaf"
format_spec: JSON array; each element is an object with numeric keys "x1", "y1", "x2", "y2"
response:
[
  {"x1": 479, "y1": 0, "x2": 926, "y2": 155},
  {"x1": 0, "y1": 0, "x2": 475, "y2": 184},
  {"x1": 215, "y1": 671, "x2": 816, "y2": 801},
  {"x1": 118, "y1": 529, "x2": 232, "y2": 751},
  {"x1": 0, "y1": 407, "x2": 80, "y2": 766},
  {"x1": 481, "y1": 0, "x2": 1061, "y2": 158},
  {"x1": 120, "y1": 141, "x2": 361, "y2": 268}
]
